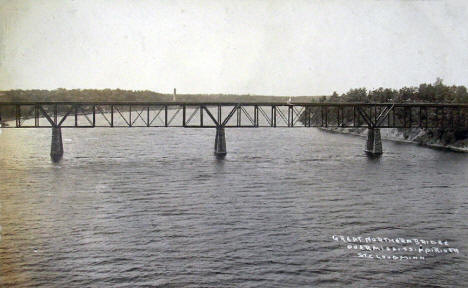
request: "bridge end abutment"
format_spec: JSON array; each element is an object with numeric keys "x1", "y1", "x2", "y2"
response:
[
  {"x1": 51, "y1": 126, "x2": 64, "y2": 162},
  {"x1": 365, "y1": 128, "x2": 382, "y2": 156},
  {"x1": 214, "y1": 126, "x2": 227, "y2": 158}
]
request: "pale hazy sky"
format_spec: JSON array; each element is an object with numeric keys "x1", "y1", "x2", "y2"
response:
[{"x1": 1, "y1": 0, "x2": 467, "y2": 95}]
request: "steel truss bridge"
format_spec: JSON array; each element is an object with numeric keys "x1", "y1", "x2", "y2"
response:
[{"x1": 1, "y1": 102, "x2": 467, "y2": 161}]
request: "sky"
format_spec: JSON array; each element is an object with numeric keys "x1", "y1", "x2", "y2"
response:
[{"x1": 1, "y1": 0, "x2": 468, "y2": 96}]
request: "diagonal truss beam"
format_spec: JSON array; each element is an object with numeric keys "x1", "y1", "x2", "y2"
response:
[
  {"x1": 57, "y1": 105, "x2": 74, "y2": 126},
  {"x1": 357, "y1": 106, "x2": 374, "y2": 127},
  {"x1": 96, "y1": 105, "x2": 112, "y2": 126},
  {"x1": 257, "y1": 106, "x2": 271, "y2": 126},
  {"x1": 149, "y1": 106, "x2": 165, "y2": 126},
  {"x1": 375, "y1": 104, "x2": 394, "y2": 127},
  {"x1": 19, "y1": 106, "x2": 36, "y2": 126},
  {"x1": 202, "y1": 106, "x2": 219, "y2": 126},
  {"x1": 167, "y1": 106, "x2": 182, "y2": 125},
  {"x1": 292, "y1": 106, "x2": 305, "y2": 126},
  {"x1": 38, "y1": 105, "x2": 56, "y2": 127},
  {"x1": 185, "y1": 107, "x2": 200, "y2": 125},
  {"x1": 131, "y1": 106, "x2": 148, "y2": 126},
  {"x1": 114, "y1": 106, "x2": 130, "y2": 126},
  {"x1": 221, "y1": 104, "x2": 240, "y2": 126},
  {"x1": 276, "y1": 107, "x2": 289, "y2": 126},
  {"x1": 77, "y1": 105, "x2": 94, "y2": 126},
  {"x1": 240, "y1": 106, "x2": 255, "y2": 125}
]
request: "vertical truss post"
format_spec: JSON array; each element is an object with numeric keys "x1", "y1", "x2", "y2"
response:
[
  {"x1": 200, "y1": 105, "x2": 204, "y2": 127},
  {"x1": 419, "y1": 107, "x2": 422, "y2": 128},
  {"x1": 403, "y1": 107, "x2": 407, "y2": 128},
  {"x1": 353, "y1": 105, "x2": 356, "y2": 127},
  {"x1": 321, "y1": 106, "x2": 329, "y2": 127},
  {"x1": 305, "y1": 106, "x2": 309, "y2": 127},
  {"x1": 35, "y1": 104, "x2": 39, "y2": 127},
  {"x1": 75, "y1": 105, "x2": 78, "y2": 127},
  {"x1": 15, "y1": 105, "x2": 20, "y2": 127},
  {"x1": 271, "y1": 106, "x2": 274, "y2": 127},
  {"x1": 129, "y1": 105, "x2": 132, "y2": 127},
  {"x1": 110, "y1": 105, "x2": 114, "y2": 127},
  {"x1": 254, "y1": 105, "x2": 258, "y2": 127},
  {"x1": 425, "y1": 107, "x2": 429, "y2": 129},
  {"x1": 341, "y1": 106, "x2": 345, "y2": 127},
  {"x1": 324, "y1": 106, "x2": 328, "y2": 127},
  {"x1": 408, "y1": 107, "x2": 412, "y2": 127},
  {"x1": 289, "y1": 106, "x2": 293, "y2": 127},
  {"x1": 387, "y1": 106, "x2": 391, "y2": 127},
  {"x1": 165, "y1": 105, "x2": 168, "y2": 127},
  {"x1": 183, "y1": 105, "x2": 186, "y2": 127},
  {"x1": 93, "y1": 105, "x2": 96, "y2": 127},
  {"x1": 321, "y1": 106, "x2": 324, "y2": 127},
  {"x1": 147, "y1": 106, "x2": 150, "y2": 127},
  {"x1": 237, "y1": 105, "x2": 241, "y2": 127},
  {"x1": 273, "y1": 106, "x2": 277, "y2": 127},
  {"x1": 337, "y1": 106, "x2": 340, "y2": 127},
  {"x1": 217, "y1": 104, "x2": 221, "y2": 124}
]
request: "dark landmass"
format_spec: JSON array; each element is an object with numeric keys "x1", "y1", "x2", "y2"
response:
[
  {"x1": 319, "y1": 78, "x2": 468, "y2": 104},
  {"x1": 315, "y1": 79, "x2": 468, "y2": 151}
]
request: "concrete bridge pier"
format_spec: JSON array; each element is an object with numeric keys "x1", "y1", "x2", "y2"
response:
[
  {"x1": 365, "y1": 128, "x2": 383, "y2": 155},
  {"x1": 214, "y1": 126, "x2": 227, "y2": 158},
  {"x1": 51, "y1": 126, "x2": 64, "y2": 162}
]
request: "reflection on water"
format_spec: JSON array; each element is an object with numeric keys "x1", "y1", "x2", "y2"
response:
[{"x1": 1, "y1": 128, "x2": 468, "y2": 287}]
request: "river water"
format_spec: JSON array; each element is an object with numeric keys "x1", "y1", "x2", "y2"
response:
[{"x1": 0, "y1": 127, "x2": 467, "y2": 287}]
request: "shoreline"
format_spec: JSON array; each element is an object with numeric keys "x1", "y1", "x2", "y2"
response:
[{"x1": 319, "y1": 127, "x2": 468, "y2": 153}]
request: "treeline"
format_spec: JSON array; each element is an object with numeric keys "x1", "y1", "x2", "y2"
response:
[
  {"x1": 2, "y1": 79, "x2": 467, "y2": 103},
  {"x1": 1, "y1": 88, "x2": 169, "y2": 103},
  {"x1": 0, "y1": 88, "x2": 304, "y2": 104},
  {"x1": 314, "y1": 79, "x2": 468, "y2": 146},
  {"x1": 0, "y1": 88, "x2": 301, "y2": 122},
  {"x1": 318, "y1": 78, "x2": 468, "y2": 104}
]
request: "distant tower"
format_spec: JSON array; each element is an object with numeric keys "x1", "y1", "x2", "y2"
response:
[{"x1": 173, "y1": 88, "x2": 176, "y2": 102}]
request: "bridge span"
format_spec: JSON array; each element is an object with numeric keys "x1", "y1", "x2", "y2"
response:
[{"x1": 1, "y1": 102, "x2": 467, "y2": 161}]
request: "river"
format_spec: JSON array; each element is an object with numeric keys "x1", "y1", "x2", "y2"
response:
[{"x1": 0, "y1": 127, "x2": 467, "y2": 287}]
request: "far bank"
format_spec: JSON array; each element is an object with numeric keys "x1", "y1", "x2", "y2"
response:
[{"x1": 320, "y1": 127, "x2": 468, "y2": 153}]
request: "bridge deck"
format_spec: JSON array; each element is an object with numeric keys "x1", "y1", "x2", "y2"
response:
[{"x1": 1, "y1": 102, "x2": 467, "y2": 129}]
